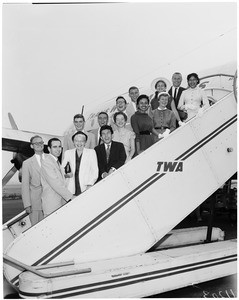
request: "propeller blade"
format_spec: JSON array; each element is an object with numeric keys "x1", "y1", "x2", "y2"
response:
[
  {"x1": 2, "y1": 166, "x2": 18, "y2": 187},
  {"x1": 8, "y1": 113, "x2": 18, "y2": 130}
]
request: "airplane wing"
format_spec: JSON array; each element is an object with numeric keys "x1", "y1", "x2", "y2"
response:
[
  {"x1": 2, "y1": 166, "x2": 18, "y2": 187},
  {"x1": 2, "y1": 127, "x2": 63, "y2": 186},
  {"x1": 2, "y1": 127, "x2": 62, "y2": 154}
]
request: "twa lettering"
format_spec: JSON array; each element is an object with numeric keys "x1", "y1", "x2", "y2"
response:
[{"x1": 157, "y1": 161, "x2": 183, "y2": 172}]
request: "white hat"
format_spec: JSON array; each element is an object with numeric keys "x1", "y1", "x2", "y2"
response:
[
  {"x1": 157, "y1": 92, "x2": 170, "y2": 100},
  {"x1": 151, "y1": 77, "x2": 171, "y2": 92}
]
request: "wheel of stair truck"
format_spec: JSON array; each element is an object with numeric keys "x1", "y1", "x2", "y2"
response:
[{"x1": 233, "y1": 70, "x2": 237, "y2": 101}]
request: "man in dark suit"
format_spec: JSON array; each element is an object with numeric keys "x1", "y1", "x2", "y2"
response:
[
  {"x1": 94, "y1": 125, "x2": 126, "y2": 181},
  {"x1": 168, "y1": 72, "x2": 187, "y2": 124}
]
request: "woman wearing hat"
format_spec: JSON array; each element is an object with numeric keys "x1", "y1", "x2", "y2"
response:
[
  {"x1": 150, "y1": 77, "x2": 185, "y2": 126},
  {"x1": 131, "y1": 95, "x2": 155, "y2": 155},
  {"x1": 177, "y1": 73, "x2": 209, "y2": 121}
]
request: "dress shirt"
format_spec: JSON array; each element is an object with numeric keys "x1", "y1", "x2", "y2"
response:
[
  {"x1": 104, "y1": 142, "x2": 112, "y2": 165},
  {"x1": 131, "y1": 102, "x2": 137, "y2": 112},
  {"x1": 35, "y1": 153, "x2": 45, "y2": 167},
  {"x1": 171, "y1": 86, "x2": 182, "y2": 97},
  {"x1": 104, "y1": 142, "x2": 112, "y2": 151},
  {"x1": 173, "y1": 87, "x2": 178, "y2": 99}
]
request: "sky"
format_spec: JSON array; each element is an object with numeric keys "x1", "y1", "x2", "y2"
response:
[{"x1": 1, "y1": 0, "x2": 237, "y2": 183}]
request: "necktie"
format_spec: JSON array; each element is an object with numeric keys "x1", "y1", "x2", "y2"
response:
[
  {"x1": 106, "y1": 144, "x2": 110, "y2": 163},
  {"x1": 173, "y1": 88, "x2": 178, "y2": 100}
]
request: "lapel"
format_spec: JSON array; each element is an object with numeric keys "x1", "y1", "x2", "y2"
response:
[
  {"x1": 108, "y1": 141, "x2": 114, "y2": 163},
  {"x1": 176, "y1": 87, "x2": 184, "y2": 103},
  {"x1": 80, "y1": 148, "x2": 90, "y2": 178},
  {"x1": 68, "y1": 149, "x2": 76, "y2": 174},
  {"x1": 49, "y1": 154, "x2": 65, "y2": 179},
  {"x1": 79, "y1": 148, "x2": 87, "y2": 175},
  {"x1": 31, "y1": 155, "x2": 41, "y2": 174},
  {"x1": 58, "y1": 161, "x2": 65, "y2": 179},
  {"x1": 174, "y1": 87, "x2": 184, "y2": 107},
  {"x1": 168, "y1": 87, "x2": 172, "y2": 96}
]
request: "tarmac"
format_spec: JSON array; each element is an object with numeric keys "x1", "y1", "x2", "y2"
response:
[{"x1": 2, "y1": 198, "x2": 237, "y2": 298}]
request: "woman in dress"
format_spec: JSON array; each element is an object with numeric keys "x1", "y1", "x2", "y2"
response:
[
  {"x1": 152, "y1": 93, "x2": 176, "y2": 142},
  {"x1": 177, "y1": 73, "x2": 210, "y2": 121},
  {"x1": 131, "y1": 95, "x2": 155, "y2": 155},
  {"x1": 150, "y1": 78, "x2": 184, "y2": 126},
  {"x1": 113, "y1": 112, "x2": 135, "y2": 163},
  {"x1": 62, "y1": 131, "x2": 98, "y2": 196}
]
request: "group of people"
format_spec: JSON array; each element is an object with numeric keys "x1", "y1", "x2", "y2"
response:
[{"x1": 21, "y1": 71, "x2": 210, "y2": 225}]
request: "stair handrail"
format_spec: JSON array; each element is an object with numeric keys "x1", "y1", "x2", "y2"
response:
[
  {"x1": 233, "y1": 70, "x2": 237, "y2": 101},
  {"x1": 3, "y1": 254, "x2": 91, "y2": 278}
]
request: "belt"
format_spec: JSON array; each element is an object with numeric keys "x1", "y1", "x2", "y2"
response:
[
  {"x1": 139, "y1": 130, "x2": 151, "y2": 135},
  {"x1": 155, "y1": 126, "x2": 169, "y2": 130}
]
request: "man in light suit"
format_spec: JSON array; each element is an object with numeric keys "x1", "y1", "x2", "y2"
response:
[
  {"x1": 41, "y1": 138, "x2": 74, "y2": 217},
  {"x1": 94, "y1": 125, "x2": 126, "y2": 181},
  {"x1": 168, "y1": 72, "x2": 187, "y2": 125},
  {"x1": 21, "y1": 135, "x2": 45, "y2": 226},
  {"x1": 62, "y1": 131, "x2": 99, "y2": 195},
  {"x1": 63, "y1": 114, "x2": 96, "y2": 153}
]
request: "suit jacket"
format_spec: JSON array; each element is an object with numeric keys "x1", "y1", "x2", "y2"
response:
[
  {"x1": 21, "y1": 155, "x2": 42, "y2": 211},
  {"x1": 63, "y1": 130, "x2": 96, "y2": 153},
  {"x1": 41, "y1": 154, "x2": 73, "y2": 216},
  {"x1": 94, "y1": 141, "x2": 126, "y2": 180},
  {"x1": 168, "y1": 86, "x2": 186, "y2": 108},
  {"x1": 90, "y1": 127, "x2": 101, "y2": 146},
  {"x1": 62, "y1": 148, "x2": 99, "y2": 194}
]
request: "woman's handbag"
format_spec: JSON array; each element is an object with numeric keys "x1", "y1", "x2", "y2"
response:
[{"x1": 178, "y1": 109, "x2": 188, "y2": 121}]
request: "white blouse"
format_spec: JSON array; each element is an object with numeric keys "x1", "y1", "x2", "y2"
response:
[{"x1": 178, "y1": 86, "x2": 209, "y2": 121}]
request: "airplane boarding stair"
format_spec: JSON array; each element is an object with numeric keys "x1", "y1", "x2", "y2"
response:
[{"x1": 3, "y1": 91, "x2": 237, "y2": 288}]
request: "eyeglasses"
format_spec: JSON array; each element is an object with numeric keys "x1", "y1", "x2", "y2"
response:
[{"x1": 32, "y1": 142, "x2": 44, "y2": 146}]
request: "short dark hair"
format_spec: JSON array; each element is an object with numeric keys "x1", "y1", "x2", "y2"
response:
[
  {"x1": 136, "y1": 94, "x2": 150, "y2": 106},
  {"x1": 72, "y1": 131, "x2": 88, "y2": 142},
  {"x1": 116, "y1": 96, "x2": 126, "y2": 104},
  {"x1": 155, "y1": 80, "x2": 167, "y2": 89},
  {"x1": 30, "y1": 135, "x2": 42, "y2": 144},
  {"x1": 113, "y1": 111, "x2": 127, "y2": 123},
  {"x1": 100, "y1": 125, "x2": 113, "y2": 136},
  {"x1": 172, "y1": 72, "x2": 182, "y2": 78},
  {"x1": 187, "y1": 73, "x2": 200, "y2": 84},
  {"x1": 128, "y1": 86, "x2": 139, "y2": 93},
  {"x1": 48, "y1": 138, "x2": 61, "y2": 148},
  {"x1": 98, "y1": 111, "x2": 109, "y2": 119},
  {"x1": 73, "y1": 114, "x2": 85, "y2": 122}
]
